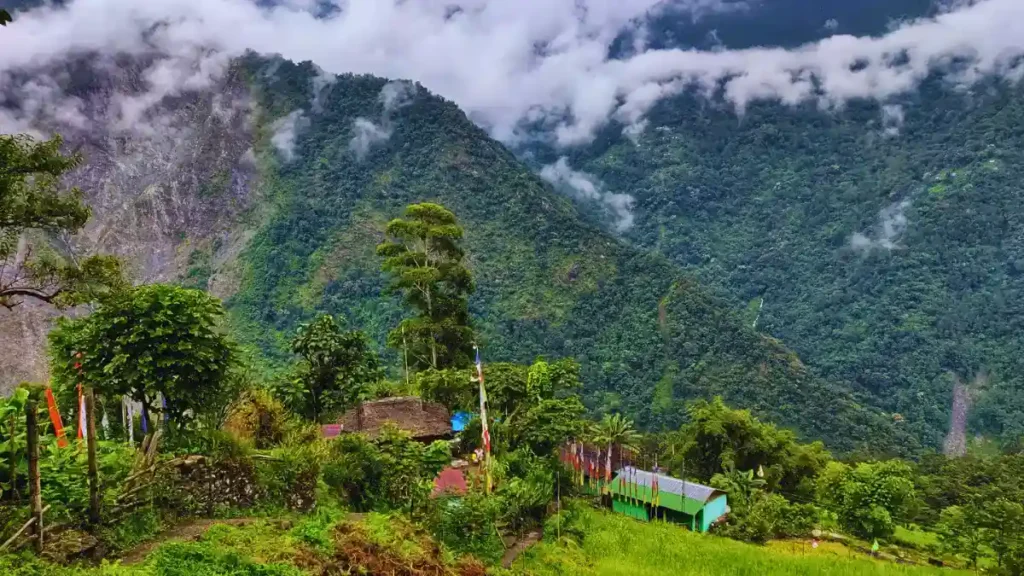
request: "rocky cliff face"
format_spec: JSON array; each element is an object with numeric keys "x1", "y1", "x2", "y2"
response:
[{"x1": 0, "y1": 55, "x2": 260, "y2": 390}]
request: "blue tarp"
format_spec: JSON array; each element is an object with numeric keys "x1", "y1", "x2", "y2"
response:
[{"x1": 451, "y1": 411, "x2": 472, "y2": 432}]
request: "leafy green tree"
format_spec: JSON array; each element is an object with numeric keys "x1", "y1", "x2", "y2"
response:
[
  {"x1": 1, "y1": 134, "x2": 124, "y2": 309},
  {"x1": 48, "y1": 284, "x2": 235, "y2": 430},
  {"x1": 276, "y1": 313, "x2": 383, "y2": 422},
  {"x1": 670, "y1": 397, "x2": 831, "y2": 500},
  {"x1": 816, "y1": 460, "x2": 915, "y2": 540},
  {"x1": 937, "y1": 505, "x2": 986, "y2": 568},
  {"x1": 377, "y1": 202, "x2": 474, "y2": 370},
  {"x1": 979, "y1": 497, "x2": 1024, "y2": 569},
  {"x1": 457, "y1": 358, "x2": 586, "y2": 457}
]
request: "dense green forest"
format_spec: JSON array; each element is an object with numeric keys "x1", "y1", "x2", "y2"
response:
[
  {"x1": 217, "y1": 55, "x2": 914, "y2": 455},
  {"x1": 524, "y1": 74, "x2": 1024, "y2": 450}
]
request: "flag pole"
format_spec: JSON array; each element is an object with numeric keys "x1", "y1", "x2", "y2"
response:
[{"x1": 474, "y1": 344, "x2": 492, "y2": 494}]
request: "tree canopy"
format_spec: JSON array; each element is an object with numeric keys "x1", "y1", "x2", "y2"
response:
[
  {"x1": 48, "y1": 284, "x2": 235, "y2": 428},
  {"x1": 274, "y1": 313, "x2": 383, "y2": 422},
  {"x1": 378, "y1": 202, "x2": 475, "y2": 371},
  {"x1": 0, "y1": 134, "x2": 124, "y2": 309}
]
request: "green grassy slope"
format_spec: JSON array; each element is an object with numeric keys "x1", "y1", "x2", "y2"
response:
[
  {"x1": 540, "y1": 77, "x2": 1024, "y2": 448},
  {"x1": 220, "y1": 55, "x2": 912, "y2": 454},
  {"x1": 516, "y1": 506, "x2": 966, "y2": 576}
]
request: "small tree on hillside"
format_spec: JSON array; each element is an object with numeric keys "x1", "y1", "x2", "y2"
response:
[
  {"x1": 48, "y1": 284, "x2": 235, "y2": 431},
  {"x1": 591, "y1": 413, "x2": 641, "y2": 481},
  {"x1": 377, "y1": 202, "x2": 474, "y2": 370},
  {"x1": 1, "y1": 134, "x2": 124, "y2": 309},
  {"x1": 277, "y1": 313, "x2": 383, "y2": 422}
]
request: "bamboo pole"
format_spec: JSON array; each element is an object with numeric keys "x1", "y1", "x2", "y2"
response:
[
  {"x1": 86, "y1": 388, "x2": 100, "y2": 524},
  {"x1": 0, "y1": 504, "x2": 50, "y2": 552},
  {"x1": 25, "y1": 396, "x2": 43, "y2": 553}
]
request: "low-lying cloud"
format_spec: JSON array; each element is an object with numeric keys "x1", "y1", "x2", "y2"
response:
[
  {"x1": 271, "y1": 109, "x2": 309, "y2": 161},
  {"x1": 540, "y1": 157, "x2": 636, "y2": 232},
  {"x1": 851, "y1": 200, "x2": 911, "y2": 252},
  {"x1": 1, "y1": 0, "x2": 1023, "y2": 147},
  {"x1": 347, "y1": 80, "x2": 417, "y2": 160}
]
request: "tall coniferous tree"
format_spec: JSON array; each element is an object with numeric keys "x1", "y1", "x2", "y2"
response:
[{"x1": 378, "y1": 203, "x2": 474, "y2": 370}]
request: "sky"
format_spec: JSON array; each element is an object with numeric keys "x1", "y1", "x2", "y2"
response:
[{"x1": 0, "y1": 0, "x2": 1022, "y2": 147}]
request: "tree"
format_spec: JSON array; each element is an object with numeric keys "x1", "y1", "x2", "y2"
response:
[
  {"x1": 591, "y1": 413, "x2": 641, "y2": 483},
  {"x1": 816, "y1": 460, "x2": 916, "y2": 540},
  {"x1": 669, "y1": 397, "x2": 830, "y2": 499},
  {"x1": 1, "y1": 134, "x2": 124, "y2": 309},
  {"x1": 48, "y1": 284, "x2": 235, "y2": 430},
  {"x1": 937, "y1": 505, "x2": 986, "y2": 568},
  {"x1": 277, "y1": 313, "x2": 383, "y2": 422},
  {"x1": 377, "y1": 202, "x2": 474, "y2": 370}
]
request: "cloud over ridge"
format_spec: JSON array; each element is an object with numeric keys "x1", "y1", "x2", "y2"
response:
[{"x1": 1, "y1": 0, "x2": 1023, "y2": 146}]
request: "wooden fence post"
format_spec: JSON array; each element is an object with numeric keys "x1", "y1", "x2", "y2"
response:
[
  {"x1": 86, "y1": 388, "x2": 100, "y2": 524},
  {"x1": 25, "y1": 395, "x2": 43, "y2": 553}
]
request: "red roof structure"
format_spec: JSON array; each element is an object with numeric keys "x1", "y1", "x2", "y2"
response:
[{"x1": 433, "y1": 466, "x2": 468, "y2": 496}]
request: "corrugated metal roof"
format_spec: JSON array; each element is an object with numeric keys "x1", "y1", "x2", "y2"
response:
[{"x1": 615, "y1": 467, "x2": 720, "y2": 503}]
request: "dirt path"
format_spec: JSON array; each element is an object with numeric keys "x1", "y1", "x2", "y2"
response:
[
  {"x1": 501, "y1": 530, "x2": 542, "y2": 568},
  {"x1": 120, "y1": 518, "x2": 257, "y2": 565}
]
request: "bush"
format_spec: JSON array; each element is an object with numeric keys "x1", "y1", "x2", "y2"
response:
[
  {"x1": 716, "y1": 493, "x2": 819, "y2": 544},
  {"x1": 429, "y1": 492, "x2": 505, "y2": 564},
  {"x1": 223, "y1": 388, "x2": 294, "y2": 449},
  {"x1": 321, "y1": 426, "x2": 450, "y2": 514}
]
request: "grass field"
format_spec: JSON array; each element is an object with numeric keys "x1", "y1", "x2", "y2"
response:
[{"x1": 514, "y1": 506, "x2": 969, "y2": 576}]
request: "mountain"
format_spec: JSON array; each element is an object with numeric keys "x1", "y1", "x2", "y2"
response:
[
  {"x1": 528, "y1": 72, "x2": 1024, "y2": 449},
  {"x1": 0, "y1": 50, "x2": 913, "y2": 454}
]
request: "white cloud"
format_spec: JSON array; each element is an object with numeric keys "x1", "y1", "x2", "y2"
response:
[
  {"x1": 851, "y1": 200, "x2": 911, "y2": 252},
  {"x1": 1, "y1": 0, "x2": 1023, "y2": 147},
  {"x1": 540, "y1": 157, "x2": 635, "y2": 231},
  {"x1": 349, "y1": 117, "x2": 391, "y2": 160},
  {"x1": 346, "y1": 80, "x2": 418, "y2": 159},
  {"x1": 824, "y1": 18, "x2": 839, "y2": 32},
  {"x1": 380, "y1": 79, "x2": 415, "y2": 113},
  {"x1": 881, "y1": 104, "x2": 905, "y2": 137},
  {"x1": 270, "y1": 109, "x2": 309, "y2": 161},
  {"x1": 310, "y1": 64, "x2": 337, "y2": 113}
]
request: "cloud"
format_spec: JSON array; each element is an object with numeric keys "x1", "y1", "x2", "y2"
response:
[
  {"x1": 380, "y1": 79, "x2": 415, "y2": 113},
  {"x1": 349, "y1": 117, "x2": 391, "y2": 160},
  {"x1": 310, "y1": 64, "x2": 337, "y2": 113},
  {"x1": 1, "y1": 0, "x2": 1023, "y2": 147},
  {"x1": 271, "y1": 109, "x2": 309, "y2": 161},
  {"x1": 346, "y1": 80, "x2": 418, "y2": 159},
  {"x1": 851, "y1": 200, "x2": 911, "y2": 252},
  {"x1": 881, "y1": 104, "x2": 905, "y2": 137},
  {"x1": 540, "y1": 157, "x2": 635, "y2": 231}
]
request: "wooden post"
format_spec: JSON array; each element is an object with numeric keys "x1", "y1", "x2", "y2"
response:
[
  {"x1": 86, "y1": 388, "x2": 100, "y2": 524},
  {"x1": 25, "y1": 396, "x2": 43, "y2": 553}
]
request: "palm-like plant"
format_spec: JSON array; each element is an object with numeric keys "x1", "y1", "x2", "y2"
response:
[{"x1": 591, "y1": 413, "x2": 641, "y2": 482}]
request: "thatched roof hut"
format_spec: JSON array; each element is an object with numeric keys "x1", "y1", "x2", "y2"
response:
[{"x1": 336, "y1": 396, "x2": 452, "y2": 442}]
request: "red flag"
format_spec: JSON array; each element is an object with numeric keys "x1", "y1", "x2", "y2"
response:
[
  {"x1": 76, "y1": 383, "x2": 86, "y2": 440},
  {"x1": 45, "y1": 388, "x2": 68, "y2": 448}
]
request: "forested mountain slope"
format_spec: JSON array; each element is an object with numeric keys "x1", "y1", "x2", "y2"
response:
[
  {"x1": 533, "y1": 76, "x2": 1024, "y2": 448},
  {"x1": 227, "y1": 55, "x2": 913, "y2": 454}
]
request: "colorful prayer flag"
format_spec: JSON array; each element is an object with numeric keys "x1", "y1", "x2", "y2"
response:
[
  {"x1": 77, "y1": 383, "x2": 87, "y2": 442},
  {"x1": 44, "y1": 387, "x2": 68, "y2": 448}
]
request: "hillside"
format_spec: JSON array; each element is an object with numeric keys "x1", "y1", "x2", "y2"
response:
[
  {"x1": 529, "y1": 74, "x2": 1024, "y2": 449},
  {"x1": 0, "y1": 49, "x2": 911, "y2": 453},
  {"x1": 518, "y1": 505, "x2": 967, "y2": 576},
  {"x1": 228, "y1": 55, "x2": 911, "y2": 453}
]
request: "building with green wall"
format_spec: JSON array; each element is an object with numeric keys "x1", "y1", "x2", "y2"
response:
[{"x1": 608, "y1": 467, "x2": 728, "y2": 533}]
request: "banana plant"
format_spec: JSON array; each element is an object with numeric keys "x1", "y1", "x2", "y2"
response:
[{"x1": 0, "y1": 387, "x2": 31, "y2": 500}]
